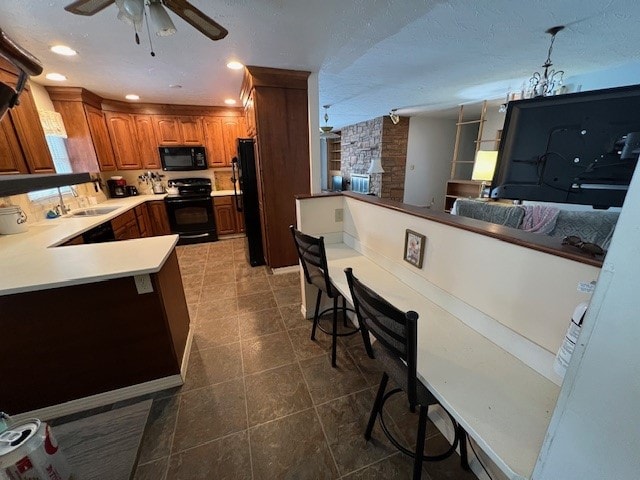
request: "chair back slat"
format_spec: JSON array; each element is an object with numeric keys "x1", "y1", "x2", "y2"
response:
[{"x1": 290, "y1": 226, "x2": 333, "y2": 296}]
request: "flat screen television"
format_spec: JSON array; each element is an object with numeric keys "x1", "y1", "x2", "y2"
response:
[{"x1": 490, "y1": 84, "x2": 640, "y2": 208}]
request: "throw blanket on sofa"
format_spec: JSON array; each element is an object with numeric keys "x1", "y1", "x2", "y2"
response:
[{"x1": 521, "y1": 205, "x2": 560, "y2": 234}]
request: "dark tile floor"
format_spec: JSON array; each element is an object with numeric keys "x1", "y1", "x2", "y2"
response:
[{"x1": 71, "y1": 238, "x2": 478, "y2": 479}]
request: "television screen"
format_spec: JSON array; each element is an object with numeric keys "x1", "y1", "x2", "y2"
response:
[{"x1": 491, "y1": 84, "x2": 640, "y2": 208}]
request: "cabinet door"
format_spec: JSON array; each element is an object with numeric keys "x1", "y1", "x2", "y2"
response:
[
  {"x1": 245, "y1": 91, "x2": 257, "y2": 138},
  {"x1": 178, "y1": 116, "x2": 204, "y2": 145},
  {"x1": 203, "y1": 117, "x2": 226, "y2": 167},
  {"x1": 213, "y1": 202, "x2": 236, "y2": 235},
  {"x1": 221, "y1": 118, "x2": 245, "y2": 166},
  {"x1": 105, "y1": 112, "x2": 142, "y2": 169},
  {"x1": 235, "y1": 208, "x2": 245, "y2": 233},
  {"x1": 148, "y1": 201, "x2": 171, "y2": 235},
  {"x1": 153, "y1": 116, "x2": 181, "y2": 145},
  {"x1": 0, "y1": 70, "x2": 54, "y2": 174},
  {"x1": 84, "y1": 105, "x2": 117, "y2": 171},
  {"x1": 135, "y1": 203, "x2": 151, "y2": 237},
  {"x1": 0, "y1": 118, "x2": 28, "y2": 174},
  {"x1": 133, "y1": 115, "x2": 160, "y2": 169}
]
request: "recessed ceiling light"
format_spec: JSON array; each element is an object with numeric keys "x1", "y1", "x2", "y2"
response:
[
  {"x1": 45, "y1": 73, "x2": 67, "y2": 81},
  {"x1": 169, "y1": 84, "x2": 182, "y2": 89},
  {"x1": 224, "y1": 98, "x2": 237, "y2": 105},
  {"x1": 125, "y1": 94, "x2": 140, "y2": 101},
  {"x1": 226, "y1": 61, "x2": 244, "y2": 70},
  {"x1": 50, "y1": 45, "x2": 77, "y2": 56}
]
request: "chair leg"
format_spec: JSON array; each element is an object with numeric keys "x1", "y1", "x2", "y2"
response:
[
  {"x1": 457, "y1": 425, "x2": 470, "y2": 471},
  {"x1": 413, "y1": 405, "x2": 428, "y2": 480},
  {"x1": 331, "y1": 296, "x2": 338, "y2": 367},
  {"x1": 342, "y1": 296, "x2": 349, "y2": 327},
  {"x1": 310, "y1": 289, "x2": 322, "y2": 341},
  {"x1": 365, "y1": 372, "x2": 388, "y2": 440}
]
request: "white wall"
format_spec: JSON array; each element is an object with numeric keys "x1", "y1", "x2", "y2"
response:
[
  {"x1": 29, "y1": 82, "x2": 55, "y2": 111},
  {"x1": 307, "y1": 72, "x2": 322, "y2": 194},
  {"x1": 533, "y1": 153, "x2": 640, "y2": 479},
  {"x1": 403, "y1": 116, "x2": 456, "y2": 208}
]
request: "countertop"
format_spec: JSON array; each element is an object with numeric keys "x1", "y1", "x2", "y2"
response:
[{"x1": 0, "y1": 195, "x2": 182, "y2": 296}]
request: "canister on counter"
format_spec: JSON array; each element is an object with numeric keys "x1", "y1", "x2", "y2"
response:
[{"x1": 0, "y1": 419, "x2": 74, "y2": 480}]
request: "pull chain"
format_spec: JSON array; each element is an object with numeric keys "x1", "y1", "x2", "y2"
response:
[{"x1": 144, "y1": 9, "x2": 156, "y2": 57}]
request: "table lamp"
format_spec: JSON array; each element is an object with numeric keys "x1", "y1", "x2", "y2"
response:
[{"x1": 471, "y1": 150, "x2": 498, "y2": 197}]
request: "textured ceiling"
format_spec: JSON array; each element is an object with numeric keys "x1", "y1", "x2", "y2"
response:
[{"x1": 1, "y1": 0, "x2": 640, "y2": 127}]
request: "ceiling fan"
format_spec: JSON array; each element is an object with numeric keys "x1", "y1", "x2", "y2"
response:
[
  {"x1": 320, "y1": 105, "x2": 340, "y2": 139},
  {"x1": 64, "y1": 0, "x2": 228, "y2": 43}
]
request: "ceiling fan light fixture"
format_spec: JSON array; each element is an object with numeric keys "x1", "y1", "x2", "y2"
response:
[
  {"x1": 149, "y1": 1, "x2": 177, "y2": 37},
  {"x1": 122, "y1": 0, "x2": 144, "y2": 20}
]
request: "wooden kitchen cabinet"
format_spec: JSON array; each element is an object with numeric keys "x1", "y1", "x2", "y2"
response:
[
  {"x1": 111, "y1": 209, "x2": 141, "y2": 240},
  {"x1": 148, "y1": 200, "x2": 171, "y2": 235},
  {"x1": 240, "y1": 66, "x2": 311, "y2": 267},
  {"x1": 84, "y1": 105, "x2": 117, "y2": 171},
  {"x1": 203, "y1": 116, "x2": 226, "y2": 167},
  {"x1": 135, "y1": 203, "x2": 152, "y2": 237},
  {"x1": 153, "y1": 115, "x2": 204, "y2": 146},
  {"x1": 235, "y1": 206, "x2": 245, "y2": 233},
  {"x1": 0, "y1": 119, "x2": 28, "y2": 174},
  {"x1": 0, "y1": 65, "x2": 55, "y2": 174},
  {"x1": 222, "y1": 117, "x2": 246, "y2": 165},
  {"x1": 133, "y1": 114, "x2": 160, "y2": 169},
  {"x1": 47, "y1": 88, "x2": 117, "y2": 173},
  {"x1": 105, "y1": 112, "x2": 143, "y2": 170},
  {"x1": 213, "y1": 196, "x2": 236, "y2": 235}
]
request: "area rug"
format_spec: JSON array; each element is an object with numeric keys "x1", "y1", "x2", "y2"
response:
[{"x1": 53, "y1": 400, "x2": 152, "y2": 480}]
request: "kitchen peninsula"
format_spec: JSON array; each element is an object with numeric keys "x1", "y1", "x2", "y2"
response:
[{"x1": 0, "y1": 195, "x2": 191, "y2": 418}]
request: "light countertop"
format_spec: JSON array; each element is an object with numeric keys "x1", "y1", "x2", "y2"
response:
[{"x1": 0, "y1": 195, "x2": 180, "y2": 296}]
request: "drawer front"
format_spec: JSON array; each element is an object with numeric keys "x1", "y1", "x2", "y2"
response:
[
  {"x1": 111, "y1": 209, "x2": 136, "y2": 231},
  {"x1": 213, "y1": 195, "x2": 233, "y2": 206}
]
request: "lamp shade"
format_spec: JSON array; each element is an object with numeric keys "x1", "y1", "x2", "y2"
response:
[
  {"x1": 471, "y1": 150, "x2": 498, "y2": 181},
  {"x1": 149, "y1": 2, "x2": 177, "y2": 36},
  {"x1": 367, "y1": 158, "x2": 385, "y2": 174}
]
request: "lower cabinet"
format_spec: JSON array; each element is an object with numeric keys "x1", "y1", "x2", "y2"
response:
[
  {"x1": 135, "y1": 203, "x2": 152, "y2": 237},
  {"x1": 111, "y1": 209, "x2": 140, "y2": 240},
  {"x1": 147, "y1": 200, "x2": 171, "y2": 236},
  {"x1": 213, "y1": 196, "x2": 244, "y2": 235}
]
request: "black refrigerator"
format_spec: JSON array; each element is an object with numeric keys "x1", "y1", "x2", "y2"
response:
[{"x1": 232, "y1": 138, "x2": 265, "y2": 266}]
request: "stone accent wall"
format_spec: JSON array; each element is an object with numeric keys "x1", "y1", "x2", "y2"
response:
[{"x1": 340, "y1": 116, "x2": 408, "y2": 200}]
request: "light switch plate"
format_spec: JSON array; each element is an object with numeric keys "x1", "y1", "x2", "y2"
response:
[
  {"x1": 335, "y1": 208, "x2": 344, "y2": 222},
  {"x1": 134, "y1": 274, "x2": 154, "y2": 294}
]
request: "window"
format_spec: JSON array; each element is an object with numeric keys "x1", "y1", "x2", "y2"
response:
[{"x1": 27, "y1": 136, "x2": 74, "y2": 201}]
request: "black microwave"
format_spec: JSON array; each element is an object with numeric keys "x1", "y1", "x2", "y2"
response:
[{"x1": 159, "y1": 146, "x2": 207, "y2": 171}]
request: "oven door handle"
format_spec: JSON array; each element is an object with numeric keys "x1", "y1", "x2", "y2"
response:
[
  {"x1": 180, "y1": 233, "x2": 212, "y2": 239},
  {"x1": 165, "y1": 197, "x2": 210, "y2": 204}
]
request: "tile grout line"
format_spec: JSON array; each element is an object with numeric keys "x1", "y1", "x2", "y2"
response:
[
  {"x1": 284, "y1": 323, "x2": 342, "y2": 478},
  {"x1": 236, "y1": 264, "x2": 256, "y2": 480}
]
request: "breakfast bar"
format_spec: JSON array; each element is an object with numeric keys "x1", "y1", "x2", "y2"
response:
[{"x1": 295, "y1": 192, "x2": 602, "y2": 479}]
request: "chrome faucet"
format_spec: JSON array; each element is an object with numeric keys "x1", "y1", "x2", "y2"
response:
[{"x1": 55, "y1": 187, "x2": 71, "y2": 216}]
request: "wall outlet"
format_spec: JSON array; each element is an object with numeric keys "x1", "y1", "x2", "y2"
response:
[
  {"x1": 335, "y1": 208, "x2": 344, "y2": 222},
  {"x1": 134, "y1": 274, "x2": 154, "y2": 294}
]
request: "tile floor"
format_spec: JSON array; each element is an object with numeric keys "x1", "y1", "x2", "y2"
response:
[{"x1": 79, "y1": 238, "x2": 479, "y2": 479}]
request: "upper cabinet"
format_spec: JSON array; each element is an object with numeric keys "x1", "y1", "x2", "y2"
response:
[
  {"x1": 45, "y1": 86, "x2": 245, "y2": 173},
  {"x1": 104, "y1": 112, "x2": 142, "y2": 170},
  {"x1": 133, "y1": 114, "x2": 160, "y2": 169},
  {"x1": 204, "y1": 116, "x2": 247, "y2": 167},
  {"x1": 153, "y1": 115, "x2": 204, "y2": 146},
  {"x1": 0, "y1": 64, "x2": 55, "y2": 175}
]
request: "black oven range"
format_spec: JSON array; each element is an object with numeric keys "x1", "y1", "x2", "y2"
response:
[{"x1": 164, "y1": 177, "x2": 217, "y2": 245}]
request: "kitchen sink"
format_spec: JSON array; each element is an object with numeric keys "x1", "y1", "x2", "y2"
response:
[{"x1": 69, "y1": 206, "x2": 121, "y2": 217}]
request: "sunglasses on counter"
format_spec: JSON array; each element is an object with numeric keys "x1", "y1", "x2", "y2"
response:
[{"x1": 561, "y1": 235, "x2": 606, "y2": 257}]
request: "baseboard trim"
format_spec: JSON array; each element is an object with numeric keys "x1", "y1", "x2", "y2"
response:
[
  {"x1": 12, "y1": 375, "x2": 184, "y2": 423},
  {"x1": 12, "y1": 328, "x2": 193, "y2": 423},
  {"x1": 272, "y1": 265, "x2": 299, "y2": 274}
]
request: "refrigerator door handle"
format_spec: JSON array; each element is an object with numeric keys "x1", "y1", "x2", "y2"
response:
[{"x1": 231, "y1": 157, "x2": 243, "y2": 212}]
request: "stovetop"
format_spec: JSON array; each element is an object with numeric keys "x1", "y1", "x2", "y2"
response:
[{"x1": 166, "y1": 177, "x2": 212, "y2": 199}]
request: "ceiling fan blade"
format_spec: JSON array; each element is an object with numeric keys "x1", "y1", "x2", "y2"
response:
[
  {"x1": 162, "y1": 0, "x2": 228, "y2": 41},
  {"x1": 65, "y1": 0, "x2": 115, "y2": 16}
]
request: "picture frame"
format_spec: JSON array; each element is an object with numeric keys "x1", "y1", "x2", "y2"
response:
[{"x1": 404, "y1": 229, "x2": 426, "y2": 269}]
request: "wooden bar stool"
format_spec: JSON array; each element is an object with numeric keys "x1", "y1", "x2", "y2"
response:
[{"x1": 290, "y1": 226, "x2": 358, "y2": 367}]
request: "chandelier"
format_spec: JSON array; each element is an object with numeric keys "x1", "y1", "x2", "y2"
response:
[{"x1": 528, "y1": 25, "x2": 565, "y2": 97}]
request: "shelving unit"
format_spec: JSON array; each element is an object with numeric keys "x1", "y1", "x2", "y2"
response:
[
  {"x1": 327, "y1": 135, "x2": 341, "y2": 175},
  {"x1": 445, "y1": 101, "x2": 488, "y2": 212}
]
